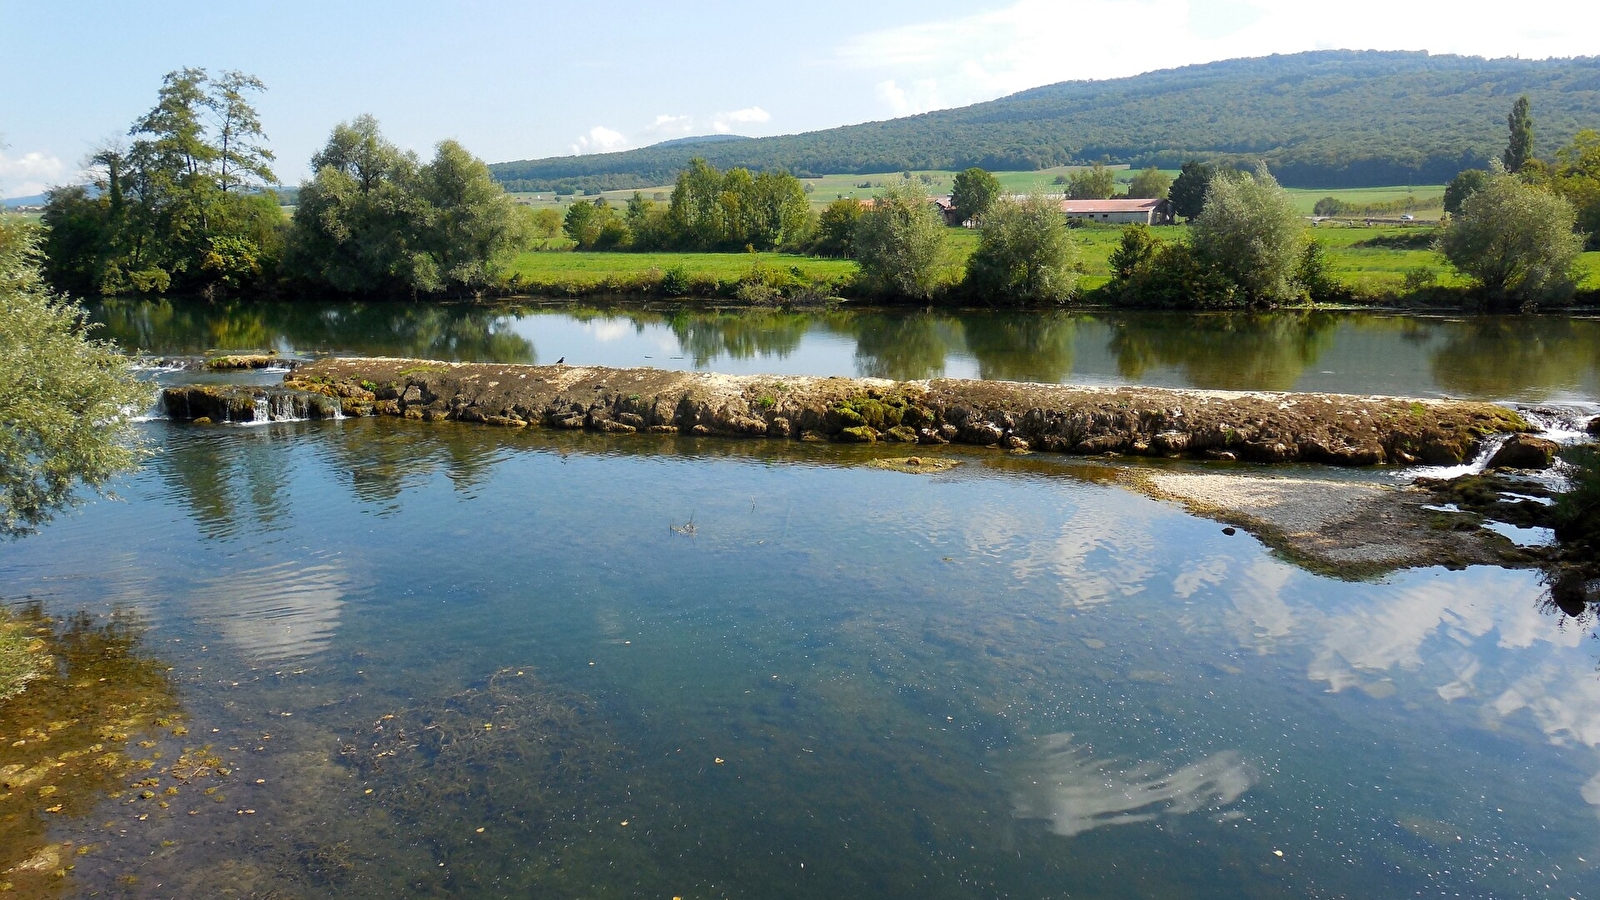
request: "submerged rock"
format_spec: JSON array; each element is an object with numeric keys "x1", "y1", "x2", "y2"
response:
[
  {"x1": 274, "y1": 358, "x2": 1531, "y2": 467},
  {"x1": 1488, "y1": 434, "x2": 1559, "y2": 470}
]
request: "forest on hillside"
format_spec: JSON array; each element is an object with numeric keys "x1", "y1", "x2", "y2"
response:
[{"x1": 491, "y1": 50, "x2": 1600, "y2": 192}]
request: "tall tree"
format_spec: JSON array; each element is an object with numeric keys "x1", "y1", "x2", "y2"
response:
[
  {"x1": 208, "y1": 71, "x2": 276, "y2": 194},
  {"x1": 39, "y1": 68, "x2": 282, "y2": 296},
  {"x1": 950, "y1": 167, "x2": 1002, "y2": 224},
  {"x1": 287, "y1": 119, "x2": 527, "y2": 294},
  {"x1": 1167, "y1": 161, "x2": 1215, "y2": 220},
  {"x1": 1504, "y1": 95, "x2": 1534, "y2": 174}
]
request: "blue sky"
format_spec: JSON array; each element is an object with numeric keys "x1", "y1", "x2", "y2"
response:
[{"x1": 3, "y1": 0, "x2": 1597, "y2": 197}]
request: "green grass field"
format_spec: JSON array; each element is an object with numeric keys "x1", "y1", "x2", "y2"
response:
[
  {"x1": 507, "y1": 222, "x2": 1599, "y2": 300},
  {"x1": 507, "y1": 250, "x2": 856, "y2": 284}
]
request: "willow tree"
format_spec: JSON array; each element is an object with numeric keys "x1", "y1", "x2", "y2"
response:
[
  {"x1": 1438, "y1": 164, "x2": 1583, "y2": 310},
  {"x1": 0, "y1": 219, "x2": 147, "y2": 536},
  {"x1": 853, "y1": 177, "x2": 947, "y2": 299}
]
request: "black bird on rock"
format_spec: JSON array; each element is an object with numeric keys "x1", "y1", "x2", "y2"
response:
[{"x1": 555, "y1": 357, "x2": 565, "y2": 365}]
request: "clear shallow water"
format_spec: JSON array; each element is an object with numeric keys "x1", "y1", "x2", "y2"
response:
[
  {"x1": 4, "y1": 419, "x2": 1599, "y2": 898},
  {"x1": 90, "y1": 299, "x2": 1600, "y2": 405}
]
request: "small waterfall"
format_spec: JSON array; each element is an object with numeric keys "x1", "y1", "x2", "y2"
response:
[
  {"x1": 1405, "y1": 433, "x2": 1513, "y2": 481},
  {"x1": 161, "y1": 385, "x2": 342, "y2": 424}
]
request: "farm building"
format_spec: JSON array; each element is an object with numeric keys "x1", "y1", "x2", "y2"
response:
[{"x1": 1060, "y1": 198, "x2": 1175, "y2": 225}]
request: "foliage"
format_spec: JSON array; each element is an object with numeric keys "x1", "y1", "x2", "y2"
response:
[
  {"x1": 286, "y1": 117, "x2": 528, "y2": 295},
  {"x1": 1504, "y1": 95, "x2": 1535, "y2": 175},
  {"x1": 1295, "y1": 241, "x2": 1347, "y2": 302},
  {"x1": 1126, "y1": 166, "x2": 1172, "y2": 200},
  {"x1": 1167, "y1": 161, "x2": 1215, "y2": 220},
  {"x1": 963, "y1": 193, "x2": 1079, "y2": 304},
  {"x1": 1443, "y1": 169, "x2": 1490, "y2": 216},
  {"x1": 1189, "y1": 165, "x2": 1307, "y2": 305},
  {"x1": 813, "y1": 198, "x2": 865, "y2": 258},
  {"x1": 1312, "y1": 193, "x2": 1440, "y2": 218},
  {"x1": 664, "y1": 158, "x2": 811, "y2": 251},
  {"x1": 527, "y1": 207, "x2": 564, "y2": 248},
  {"x1": 489, "y1": 52, "x2": 1600, "y2": 193},
  {"x1": 0, "y1": 218, "x2": 147, "y2": 537},
  {"x1": 564, "y1": 198, "x2": 623, "y2": 250},
  {"x1": 1437, "y1": 165, "x2": 1583, "y2": 309},
  {"x1": 39, "y1": 67, "x2": 283, "y2": 297},
  {"x1": 1108, "y1": 224, "x2": 1160, "y2": 280},
  {"x1": 950, "y1": 167, "x2": 1002, "y2": 224},
  {"x1": 1552, "y1": 129, "x2": 1600, "y2": 250},
  {"x1": 853, "y1": 178, "x2": 947, "y2": 299},
  {"x1": 1066, "y1": 162, "x2": 1117, "y2": 200},
  {"x1": 1110, "y1": 237, "x2": 1238, "y2": 309}
]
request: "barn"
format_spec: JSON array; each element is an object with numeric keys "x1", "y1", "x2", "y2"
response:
[{"x1": 1060, "y1": 198, "x2": 1175, "y2": 226}]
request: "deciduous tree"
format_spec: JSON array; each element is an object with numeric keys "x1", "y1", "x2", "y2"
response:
[
  {"x1": 963, "y1": 193, "x2": 1078, "y2": 304},
  {"x1": 1167, "y1": 160, "x2": 1215, "y2": 220},
  {"x1": 0, "y1": 218, "x2": 147, "y2": 537},
  {"x1": 1126, "y1": 166, "x2": 1172, "y2": 200},
  {"x1": 1066, "y1": 162, "x2": 1116, "y2": 200},
  {"x1": 853, "y1": 178, "x2": 947, "y2": 299},
  {"x1": 950, "y1": 167, "x2": 1002, "y2": 224},
  {"x1": 1189, "y1": 164, "x2": 1306, "y2": 305},
  {"x1": 1438, "y1": 164, "x2": 1583, "y2": 309}
]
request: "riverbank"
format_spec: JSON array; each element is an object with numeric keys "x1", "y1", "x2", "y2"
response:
[{"x1": 161, "y1": 358, "x2": 1534, "y2": 466}]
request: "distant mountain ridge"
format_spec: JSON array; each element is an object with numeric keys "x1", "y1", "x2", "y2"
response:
[
  {"x1": 647, "y1": 134, "x2": 752, "y2": 149},
  {"x1": 490, "y1": 50, "x2": 1600, "y2": 192}
]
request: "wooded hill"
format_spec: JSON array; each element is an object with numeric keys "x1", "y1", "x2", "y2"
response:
[{"x1": 491, "y1": 50, "x2": 1600, "y2": 192}]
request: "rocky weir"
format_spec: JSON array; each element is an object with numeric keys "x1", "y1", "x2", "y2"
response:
[{"x1": 159, "y1": 357, "x2": 1536, "y2": 467}]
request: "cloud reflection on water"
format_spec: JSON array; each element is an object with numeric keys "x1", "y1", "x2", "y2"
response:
[{"x1": 1011, "y1": 733, "x2": 1255, "y2": 837}]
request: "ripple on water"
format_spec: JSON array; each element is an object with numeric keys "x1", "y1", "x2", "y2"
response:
[{"x1": 186, "y1": 555, "x2": 351, "y2": 661}]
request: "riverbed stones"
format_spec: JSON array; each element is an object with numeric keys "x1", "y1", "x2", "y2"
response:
[
  {"x1": 275, "y1": 359, "x2": 1531, "y2": 468},
  {"x1": 1588, "y1": 416, "x2": 1600, "y2": 436},
  {"x1": 1488, "y1": 434, "x2": 1559, "y2": 470}
]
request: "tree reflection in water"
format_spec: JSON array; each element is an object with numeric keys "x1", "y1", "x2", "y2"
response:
[
  {"x1": 1108, "y1": 311, "x2": 1339, "y2": 391},
  {"x1": 1428, "y1": 317, "x2": 1600, "y2": 401}
]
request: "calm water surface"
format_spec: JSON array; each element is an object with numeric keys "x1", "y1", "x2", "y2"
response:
[
  {"x1": 3, "y1": 417, "x2": 1599, "y2": 898},
  {"x1": 90, "y1": 299, "x2": 1600, "y2": 405}
]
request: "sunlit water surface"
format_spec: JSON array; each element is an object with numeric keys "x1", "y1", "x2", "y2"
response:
[{"x1": 4, "y1": 417, "x2": 1599, "y2": 899}]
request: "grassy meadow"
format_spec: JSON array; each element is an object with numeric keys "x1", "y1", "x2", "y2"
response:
[{"x1": 507, "y1": 221, "x2": 1600, "y2": 301}]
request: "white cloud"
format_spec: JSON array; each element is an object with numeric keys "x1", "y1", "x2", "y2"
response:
[
  {"x1": 0, "y1": 150, "x2": 67, "y2": 198},
  {"x1": 711, "y1": 106, "x2": 772, "y2": 134},
  {"x1": 569, "y1": 125, "x2": 629, "y2": 156},
  {"x1": 835, "y1": 0, "x2": 1600, "y2": 116},
  {"x1": 646, "y1": 114, "x2": 696, "y2": 138}
]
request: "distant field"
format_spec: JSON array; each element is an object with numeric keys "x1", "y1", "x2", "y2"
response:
[
  {"x1": 511, "y1": 168, "x2": 1453, "y2": 227},
  {"x1": 506, "y1": 219, "x2": 1598, "y2": 300},
  {"x1": 1285, "y1": 185, "x2": 1448, "y2": 220},
  {"x1": 507, "y1": 251, "x2": 856, "y2": 285}
]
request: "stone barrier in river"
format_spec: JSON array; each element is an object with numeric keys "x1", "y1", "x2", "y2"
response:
[{"x1": 156, "y1": 357, "x2": 1531, "y2": 467}]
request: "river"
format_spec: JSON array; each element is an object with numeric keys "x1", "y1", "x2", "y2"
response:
[{"x1": 0, "y1": 301, "x2": 1596, "y2": 898}]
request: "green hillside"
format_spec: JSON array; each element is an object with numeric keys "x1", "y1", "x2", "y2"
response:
[{"x1": 491, "y1": 50, "x2": 1600, "y2": 192}]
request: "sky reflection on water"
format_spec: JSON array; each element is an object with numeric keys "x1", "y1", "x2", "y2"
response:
[{"x1": 2, "y1": 419, "x2": 1597, "y2": 897}]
